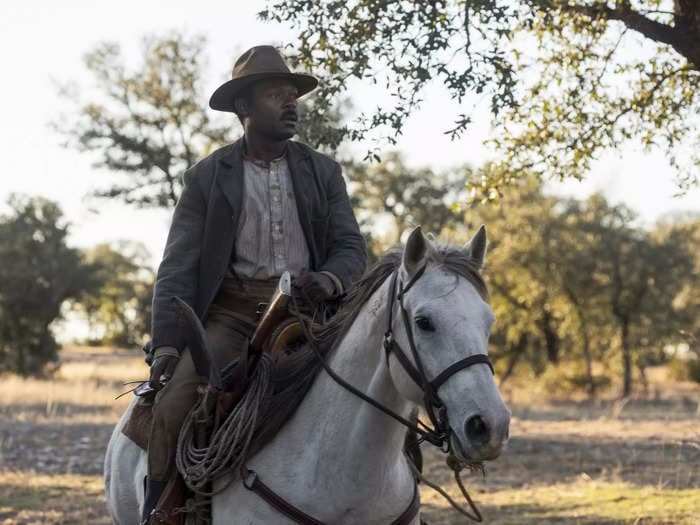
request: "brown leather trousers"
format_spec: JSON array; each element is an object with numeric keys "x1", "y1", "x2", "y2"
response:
[{"x1": 147, "y1": 276, "x2": 278, "y2": 481}]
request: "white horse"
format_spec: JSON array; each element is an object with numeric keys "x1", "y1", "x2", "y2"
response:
[{"x1": 105, "y1": 227, "x2": 511, "y2": 524}]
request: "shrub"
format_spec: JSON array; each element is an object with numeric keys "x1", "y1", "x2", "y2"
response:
[
  {"x1": 668, "y1": 357, "x2": 700, "y2": 383},
  {"x1": 689, "y1": 360, "x2": 700, "y2": 384},
  {"x1": 668, "y1": 357, "x2": 688, "y2": 381}
]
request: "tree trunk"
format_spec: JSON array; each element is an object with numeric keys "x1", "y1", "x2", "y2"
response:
[
  {"x1": 10, "y1": 321, "x2": 26, "y2": 376},
  {"x1": 637, "y1": 360, "x2": 649, "y2": 396},
  {"x1": 580, "y1": 323, "x2": 595, "y2": 400},
  {"x1": 17, "y1": 344, "x2": 26, "y2": 377},
  {"x1": 621, "y1": 319, "x2": 632, "y2": 397},
  {"x1": 538, "y1": 309, "x2": 560, "y2": 364},
  {"x1": 675, "y1": 0, "x2": 700, "y2": 68},
  {"x1": 565, "y1": 289, "x2": 595, "y2": 399},
  {"x1": 498, "y1": 333, "x2": 528, "y2": 386}
]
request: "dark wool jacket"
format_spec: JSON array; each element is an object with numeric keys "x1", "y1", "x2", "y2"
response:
[{"x1": 151, "y1": 138, "x2": 367, "y2": 351}]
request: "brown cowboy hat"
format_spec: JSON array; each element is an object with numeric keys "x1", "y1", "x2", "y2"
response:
[{"x1": 209, "y1": 45, "x2": 318, "y2": 112}]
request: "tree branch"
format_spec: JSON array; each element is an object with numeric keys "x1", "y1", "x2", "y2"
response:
[{"x1": 560, "y1": 2, "x2": 697, "y2": 66}]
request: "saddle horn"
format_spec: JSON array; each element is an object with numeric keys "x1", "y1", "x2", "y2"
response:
[{"x1": 172, "y1": 297, "x2": 223, "y2": 390}]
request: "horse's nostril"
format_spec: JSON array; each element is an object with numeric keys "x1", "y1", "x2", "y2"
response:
[{"x1": 465, "y1": 415, "x2": 490, "y2": 446}]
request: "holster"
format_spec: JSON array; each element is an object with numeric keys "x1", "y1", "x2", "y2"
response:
[{"x1": 147, "y1": 476, "x2": 187, "y2": 525}]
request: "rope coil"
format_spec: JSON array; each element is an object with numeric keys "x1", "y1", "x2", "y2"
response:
[{"x1": 175, "y1": 353, "x2": 273, "y2": 496}]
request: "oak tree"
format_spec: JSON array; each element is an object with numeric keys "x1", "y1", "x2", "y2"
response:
[{"x1": 262, "y1": 1, "x2": 700, "y2": 189}]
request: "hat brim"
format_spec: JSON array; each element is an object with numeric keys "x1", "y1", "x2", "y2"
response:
[{"x1": 209, "y1": 72, "x2": 318, "y2": 112}]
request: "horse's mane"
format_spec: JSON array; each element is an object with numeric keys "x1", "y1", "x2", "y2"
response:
[{"x1": 247, "y1": 243, "x2": 487, "y2": 457}]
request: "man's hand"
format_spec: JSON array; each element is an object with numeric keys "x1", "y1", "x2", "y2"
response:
[
  {"x1": 148, "y1": 346, "x2": 180, "y2": 390},
  {"x1": 293, "y1": 271, "x2": 337, "y2": 305}
]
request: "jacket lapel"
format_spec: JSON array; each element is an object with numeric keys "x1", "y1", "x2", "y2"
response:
[
  {"x1": 287, "y1": 142, "x2": 312, "y2": 224},
  {"x1": 216, "y1": 138, "x2": 245, "y2": 228},
  {"x1": 287, "y1": 142, "x2": 318, "y2": 267}
]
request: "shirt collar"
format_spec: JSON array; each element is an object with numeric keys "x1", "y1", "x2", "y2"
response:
[{"x1": 242, "y1": 138, "x2": 288, "y2": 168}]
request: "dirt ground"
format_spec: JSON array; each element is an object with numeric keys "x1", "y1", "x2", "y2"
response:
[{"x1": 0, "y1": 346, "x2": 699, "y2": 524}]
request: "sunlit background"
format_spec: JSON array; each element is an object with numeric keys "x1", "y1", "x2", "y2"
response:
[
  {"x1": 0, "y1": 2, "x2": 699, "y2": 523},
  {"x1": 1, "y1": 1, "x2": 698, "y2": 261}
]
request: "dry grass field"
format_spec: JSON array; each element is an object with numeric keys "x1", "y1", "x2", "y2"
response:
[{"x1": 1, "y1": 346, "x2": 699, "y2": 524}]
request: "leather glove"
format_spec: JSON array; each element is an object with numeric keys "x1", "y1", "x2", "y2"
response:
[
  {"x1": 293, "y1": 271, "x2": 337, "y2": 305},
  {"x1": 148, "y1": 346, "x2": 180, "y2": 389}
]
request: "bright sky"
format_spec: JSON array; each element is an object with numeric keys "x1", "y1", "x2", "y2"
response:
[{"x1": 1, "y1": 0, "x2": 698, "y2": 269}]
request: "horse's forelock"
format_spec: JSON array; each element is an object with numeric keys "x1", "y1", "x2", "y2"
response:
[{"x1": 429, "y1": 244, "x2": 489, "y2": 301}]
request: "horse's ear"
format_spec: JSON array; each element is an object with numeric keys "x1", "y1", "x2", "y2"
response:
[
  {"x1": 463, "y1": 225, "x2": 487, "y2": 268},
  {"x1": 402, "y1": 226, "x2": 431, "y2": 276}
]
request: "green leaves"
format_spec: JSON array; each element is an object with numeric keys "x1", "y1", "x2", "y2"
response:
[
  {"x1": 56, "y1": 32, "x2": 233, "y2": 209},
  {"x1": 76, "y1": 242, "x2": 154, "y2": 347},
  {"x1": 346, "y1": 152, "x2": 472, "y2": 252},
  {"x1": 345, "y1": 153, "x2": 697, "y2": 393},
  {"x1": 0, "y1": 198, "x2": 157, "y2": 374},
  {"x1": 262, "y1": 0, "x2": 700, "y2": 189},
  {"x1": 0, "y1": 196, "x2": 87, "y2": 376},
  {"x1": 262, "y1": 0, "x2": 519, "y2": 153},
  {"x1": 467, "y1": 180, "x2": 698, "y2": 395}
]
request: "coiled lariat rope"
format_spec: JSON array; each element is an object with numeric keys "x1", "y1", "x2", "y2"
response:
[{"x1": 175, "y1": 353, "x2": 273, "y2": 496}]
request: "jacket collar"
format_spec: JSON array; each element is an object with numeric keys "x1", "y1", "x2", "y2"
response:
[
  {"x1": 218, "y1": 137, "x2": 310, "y2": 168},
  {"x1": 218, "y1": 137, "x2": 244, "y2": 169},
  {"x1": 215, "y1": 137, "x2": 314, "y2": 223},
  {"x1": 216, "y1": 138, "x2": 245, "y2": 215}
]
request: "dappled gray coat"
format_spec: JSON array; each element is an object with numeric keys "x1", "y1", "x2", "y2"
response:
[{"x1": 150, "y1": 138, "x2": 366, "y2": 351}]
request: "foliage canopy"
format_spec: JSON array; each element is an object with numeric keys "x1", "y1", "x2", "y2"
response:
[
  {"x1": 76, "y1": 242, "x2": 154, "y2": 347},
  {"x1": 261, "y1": 0, "x2": 700, "y2": 189},
  {"x1": 0, "y1": 196, "x2": 89, "y2": 375},
  {"x1": 352, "y1": 156, "x2": 698, "y2": 396},
  {"x1": 57, "y1": 32, "x2": 232, "y2": 208}
]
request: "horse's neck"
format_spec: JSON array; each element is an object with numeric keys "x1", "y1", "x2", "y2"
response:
[
  {"x1": 257, "y1": 278, "x2": 414, "y2": 492},
  {"x1": 315, "y1": 278, "x2": 413, "y2": 473}
]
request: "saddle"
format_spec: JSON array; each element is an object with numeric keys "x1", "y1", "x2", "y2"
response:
[
  {"x1": 122, "y1": 273, "x2": 305, "y2": 524},
  {"x1": 122, "y1": 320, "x2": 305, "y2": 450}
]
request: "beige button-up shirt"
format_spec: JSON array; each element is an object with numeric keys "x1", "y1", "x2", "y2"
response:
[{"x1": 231, "y1": 155, "x2": 310, "y2": 279}]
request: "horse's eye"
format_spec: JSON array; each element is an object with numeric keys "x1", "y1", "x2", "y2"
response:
[{"x1": 415, "y1": 316, "x2": 435, "y2": 331}]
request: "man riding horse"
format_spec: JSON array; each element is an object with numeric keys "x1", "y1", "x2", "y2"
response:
[{"x1": 143, "y1": 45, "x2": 366, "y2": 524}]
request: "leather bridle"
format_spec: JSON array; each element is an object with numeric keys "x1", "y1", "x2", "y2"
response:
[{"x1": 383, "y1": 265, "x2": 494, "y2": 451}]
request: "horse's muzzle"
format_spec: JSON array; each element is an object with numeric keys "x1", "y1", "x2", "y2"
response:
[{"x1": 455, "y1": 408, "x2": 510, "y2": 461}]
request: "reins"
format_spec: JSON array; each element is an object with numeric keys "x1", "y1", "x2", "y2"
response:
[
  {"x1": 283, "y1": 266, "x2": 494, "y2": 523},
  {"x1": 407, "y1": 455, "x2": 484, "y2": 522}
]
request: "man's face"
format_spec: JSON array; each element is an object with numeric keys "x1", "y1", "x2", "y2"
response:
[{"x1": 244, "y1": 79, "x2": 299, "y2": 140}]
